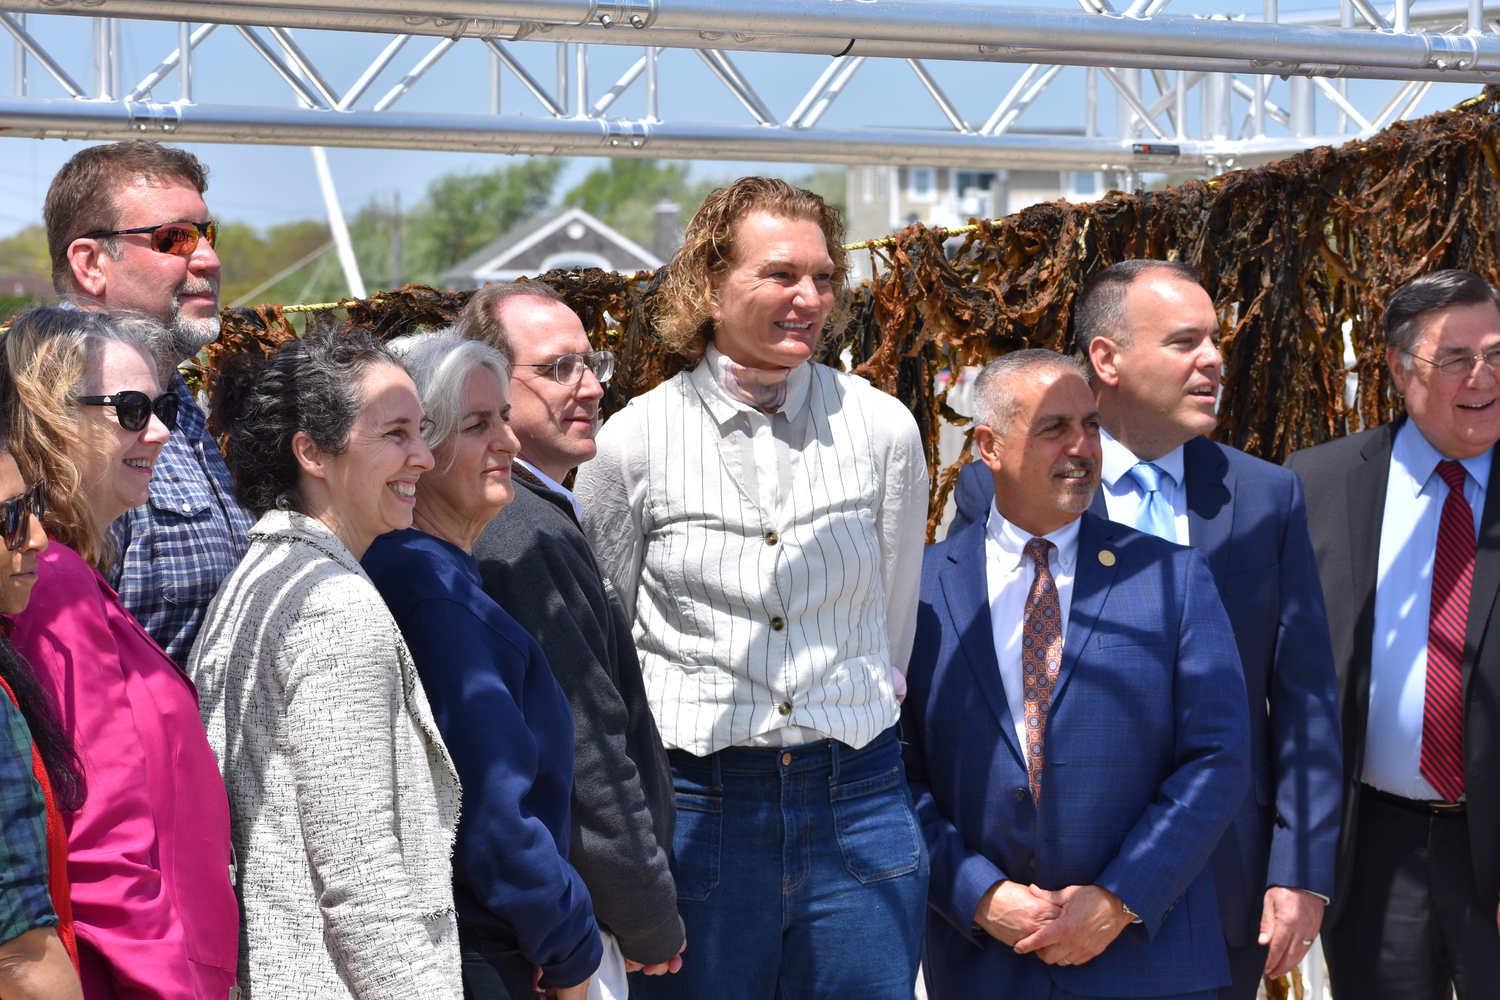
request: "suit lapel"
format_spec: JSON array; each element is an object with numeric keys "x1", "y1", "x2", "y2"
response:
[
  {"x1": 1345, "y1": 419, "x2": 1398, "y2": 761},
  {"x1": 939, "y1": 523, "x2": 1027, "y2": 768},
  {"x1": 1056, "y1": 513, "x2": 1121, "y2": 696},
  {"x1": 1184, "y1": 437, "x2": 1234, "y2": 583},
  {"x1": 1462, "y1": 441, "x2": 1500, "y2": 693}
]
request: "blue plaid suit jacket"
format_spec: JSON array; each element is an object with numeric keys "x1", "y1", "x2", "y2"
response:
[{"x1": 902, "y1": 511, "x2": 1251, "y2": 999}]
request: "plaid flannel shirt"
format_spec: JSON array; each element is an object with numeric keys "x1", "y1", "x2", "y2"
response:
[
  {"x1": 110, "y1": 373, "x2": 255, "y2": 665},
  {"x1": 0, "y1": 690, "x2": 54, "y2": 944}
]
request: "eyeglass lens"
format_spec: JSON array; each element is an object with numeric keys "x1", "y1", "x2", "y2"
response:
[
  {"x1": 2, "y1": 481, "x2": 44, "y2": 552},
  {"x1": 114, "y1": 391, "x2": 180, "y2": 432},
  {"x1": 553, "y1": 352, "x2": 615, "y2": 385},
  {"x1": 1434, "y1": 349, "x2": 1500, "y2": 375},
  {"x1": 151, "y1": 221, "x2": 217, "y2": 256}
]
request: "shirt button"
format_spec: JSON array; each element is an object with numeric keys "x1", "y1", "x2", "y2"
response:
[
  {"x1": 1012, "y1": 788, "x2": 1026, "y2": 802},
  {"x1": 781, "y1": 752, "x2": 793, "y2": 766},
  {"x1": 765, "y1": 531, "x2": 779, "y2": 546},
  {"x1": 181, "y1": 502, "x2": 192, "y2": 512},
  {"x1": 1029, "y1": 857, "x2": 1038, "y2": 869},
  {"x1": 770, "y1": 616, "x2": 785, "y2": 631},
  {"x1": 777, "y1": 701, "x2": 791, "y2": 715}
]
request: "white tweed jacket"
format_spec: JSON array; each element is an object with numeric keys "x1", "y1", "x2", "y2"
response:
[{"x1": 189, "y1": 510, "x2": 463, "y2": 1000}]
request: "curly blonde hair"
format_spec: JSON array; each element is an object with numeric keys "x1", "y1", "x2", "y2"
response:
[
  {"x1": 654, "y1": 176, "x2": 848, "y2": 362},
  {"x1": 0, "y1": 307, "x2": 157, "y2": 571}
]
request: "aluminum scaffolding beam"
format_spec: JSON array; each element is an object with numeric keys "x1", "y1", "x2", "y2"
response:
[{"x1": 0, "y1": 0, "x2": 1489, "y2": 176}]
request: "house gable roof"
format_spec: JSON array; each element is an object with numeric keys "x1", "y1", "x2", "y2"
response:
[{"x1": 441, "y1": 206, "x2": 663, "y2": 288}]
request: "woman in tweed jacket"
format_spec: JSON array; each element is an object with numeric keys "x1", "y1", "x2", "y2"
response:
[{"x1": 189, "y1": 330, "x2": 463, "y2": 1000}]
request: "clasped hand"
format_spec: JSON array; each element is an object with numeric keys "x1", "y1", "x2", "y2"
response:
[{"x1": 973, "y1": 881, "x2": 1133, "y2": 968}]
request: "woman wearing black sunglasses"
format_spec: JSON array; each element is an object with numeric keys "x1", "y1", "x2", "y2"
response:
[{"x1": 0, "y1": 307, "x2": 239, "y2": 1000}]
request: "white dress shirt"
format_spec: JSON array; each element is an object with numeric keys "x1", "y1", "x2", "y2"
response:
[
  {"x1": 575, "y1": 351, "x2": 929, "y2": 755},
  {"x1": 515, "y1": 457, "x2": 582, "y2": 519},
  {"x1": 985, "y1": 503, "x2": 1081, "y2": 758},
  {"x1": 1366, "y1": 419, "x2": 1491, "y2": 800},
  {"x1": 1098, "y1": 428, "x2": 1189, "y2": 544}
]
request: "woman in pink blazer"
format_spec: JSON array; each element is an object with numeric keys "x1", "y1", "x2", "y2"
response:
[{"x1": 0, "y1": 308, "x2": 238, "y2": 1000}]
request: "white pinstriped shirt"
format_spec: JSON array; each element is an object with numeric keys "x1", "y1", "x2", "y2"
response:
[{"x1": 575, "y1": 353, "x2": 928, "y2": 755}]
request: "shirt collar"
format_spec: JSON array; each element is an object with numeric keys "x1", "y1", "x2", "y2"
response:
[
  {"x1": 985, "y1": 501, "x2": 1081, "y2": 574},
  {"x1": 515, "y1": 458, "x2": 581, "y2": 517},
  {"x1": 1099, "y1": 426, "x2": 1185, "y2": 492},
  {"x1": 691, "y1": 344, "x2": 813, "y2": 425},
  {"x1": 1392, "y1": 417, "x2": 1493, "y2": 498}
]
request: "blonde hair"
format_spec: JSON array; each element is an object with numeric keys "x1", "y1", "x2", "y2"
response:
[
  {"x1": 654, "y1": 176, "x2": 848, "y2": 362},
  {"x1": 0, "y1": 307, "x2": 158, "y2": 571}
]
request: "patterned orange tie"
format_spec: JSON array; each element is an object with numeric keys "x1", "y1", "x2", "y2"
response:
[{"x1": 1021, "y1": 537, "x2": 1064, "y2": 803}]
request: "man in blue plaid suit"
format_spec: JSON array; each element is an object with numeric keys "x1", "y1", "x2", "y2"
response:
[{"x1": 902, "y1": 349, "x2": 1250, "y2": 1000}]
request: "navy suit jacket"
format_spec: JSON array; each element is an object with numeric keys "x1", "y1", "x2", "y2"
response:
[
  {"x1": 903, "y1": 511, "x2": 1251, "y2": 998},
  {"x1": 948, "y1": 440, "x2": 1342, "y2": 943}
]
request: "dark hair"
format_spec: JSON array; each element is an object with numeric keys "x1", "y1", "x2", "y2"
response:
[
  {"x1": 1384, "y1": 270, "x2": 1500, "y2": 367},
  {"x1": 0, "y1": 635, "x2": 85, "y2": 811},
  {"x1": 45, "y1": 141, "x2": 210, "y2": 295},
  {"x1": 1073, "y1": 259, "x2": 1205, "y2": 357},
  {"x1": 452, "y1": 280, "x2": 565, "y2": 365},
  {"x1": 213, "y1": 328, "x2": 400, "y2": 517},
  {"x1": 972, "y1": 348, "x2": 1090, "y2": 432}
]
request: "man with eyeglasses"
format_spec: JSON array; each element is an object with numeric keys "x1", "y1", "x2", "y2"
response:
[
  {"x1": 43, "y1": 141, "x2": 253, "y2": 667},
  {"x1": 455, "y1": 282, "x2": 685, "y2": 999},
  {"x1": 1288, "y1": 269, "x2": 1500, "y2": 999}
]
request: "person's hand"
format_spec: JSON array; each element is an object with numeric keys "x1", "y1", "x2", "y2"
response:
[
  {"x1": 973, "y1": 880, "x2": 1063, "y2": 947},
  {"x1": 1012, "y1": 884, "x2": 1132, "y2": 967},
  {"x1": 551, "y1": 982, "x2": 589, "y2": 1000},
  {"x1": 625, "y1": 938, "x2": 686, "y2": 975},
  {"x1": 1259, "y1": 886, "x2": 1325, "y2": 978}
]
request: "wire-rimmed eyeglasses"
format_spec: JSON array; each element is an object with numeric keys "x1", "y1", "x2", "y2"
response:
[
  {"x1": 518, "y1": 350, "x2": 615, "y2": 386},
  {"x1": 1404, "y1": 347, "x2": 1500, "y2": 378}
]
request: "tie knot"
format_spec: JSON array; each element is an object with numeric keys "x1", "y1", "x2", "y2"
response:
[
  {"x1": 1024, "y1": 537, "x2": 1053, "y2": 565},
  {"x1": 1436, "y1": 459, "x2": 1468, "y2": 493},
  {"x1": 1129, "y1": 461, "x2": 1170, "y2": 494}
]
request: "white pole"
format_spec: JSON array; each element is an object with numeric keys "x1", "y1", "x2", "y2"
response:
[{"x1": 309, "y1": 146, "x2": 366, "y2": 300}]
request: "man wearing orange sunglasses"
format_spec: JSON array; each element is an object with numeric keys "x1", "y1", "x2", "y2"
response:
[{"x1": 43, "y1": 141, "x2": 254, "y2": 668}]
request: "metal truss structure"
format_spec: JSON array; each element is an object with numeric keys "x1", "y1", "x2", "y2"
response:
[{"x1": 0, "y1": 0, "x2": 1495, "y2": 179}]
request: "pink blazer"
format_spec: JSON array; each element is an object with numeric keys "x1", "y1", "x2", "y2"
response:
[{"x1": 9, "y1": 541, "x2": 239, "y2": 1000}]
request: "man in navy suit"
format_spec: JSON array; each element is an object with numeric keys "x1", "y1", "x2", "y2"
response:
[
  {"x1": 947, "y1": 261, "x2": 1342, "y2": 999},
  {"x1": 905, "y1": 348, "x2": 1251, "y2": 1000}
]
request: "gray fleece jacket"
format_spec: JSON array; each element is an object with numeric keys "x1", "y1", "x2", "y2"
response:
[{"x1": 473, "y1": 471, "x2": 685, "y2": 965}]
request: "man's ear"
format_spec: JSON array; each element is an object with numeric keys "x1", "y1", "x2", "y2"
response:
[
  {"x1": 290, "y1": 430, "x2": 328, "y2": 481},
  {"x1": 1089, "y1": 336, "x2": 1124, "y2": 388},
  {"x1": 1386, "y1": 347, "x2": 1410, "y2": 396},
  {"x1": 66, "y1": 240, "x2": 110, "y2": 300},
  {"x1": 974, "y1": 424, "x2": 1003, "y2": 472}
]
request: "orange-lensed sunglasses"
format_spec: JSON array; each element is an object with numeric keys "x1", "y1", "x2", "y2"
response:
[{"x1": 78, "y1": 220, "x2": 217, "y2": 257}]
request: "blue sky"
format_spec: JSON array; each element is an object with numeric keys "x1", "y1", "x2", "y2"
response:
[{"x1": 0, "y1": 1, "x2": 1479, "y2": 237}]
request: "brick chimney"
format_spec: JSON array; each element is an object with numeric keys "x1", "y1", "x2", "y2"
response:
[{"x1": 653, "y1": 197, "x2": 681, "y2": 263}]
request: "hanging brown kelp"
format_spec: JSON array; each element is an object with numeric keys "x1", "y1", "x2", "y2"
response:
[{"x1": 216, "y1": 85, "x2": 1500, "y2": 536}]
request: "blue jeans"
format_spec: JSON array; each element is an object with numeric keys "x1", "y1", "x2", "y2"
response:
[{"x1": 631, "y1": 726, "x2": 928, "y2": 1000}]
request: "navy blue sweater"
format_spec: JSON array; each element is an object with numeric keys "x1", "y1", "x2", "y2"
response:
[{"x1": 364, "y1": 528, "x2": 601, "y2": 989}]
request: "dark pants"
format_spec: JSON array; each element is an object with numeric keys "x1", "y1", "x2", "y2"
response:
[
  {"x1": 1217, "y1": 941, "x2": 1268, "y2": 1000},
  {"x1": 460, "y1": 925, "x2": 535, "y2": 1000},
  {"x1": 1324, "y1": 790, "x2": 1500, "y2": 1000},
  {"x1": 630, "y1": 726, "x2": 928, "y2": 1000}
]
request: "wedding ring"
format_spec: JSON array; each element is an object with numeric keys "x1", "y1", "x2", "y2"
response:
[
  {"x1": 1300, "y1": 939, "x2": 1314, "y2": 946},
  {"x1": 1060, "y1": 959, "x2": 1072, "y2": 966}
]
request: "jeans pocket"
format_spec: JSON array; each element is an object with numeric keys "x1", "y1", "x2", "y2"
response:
[
  {"x1": 829, "y1": 766, "x2": 922, "y2": 883},
  {"x1": 671, "y1": 791, "x2": 722, "y2": 901}
]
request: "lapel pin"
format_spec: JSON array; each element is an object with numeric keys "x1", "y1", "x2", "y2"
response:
[{"x1": 1098, "y1": 550, "x2": 1116, "y2": 567}]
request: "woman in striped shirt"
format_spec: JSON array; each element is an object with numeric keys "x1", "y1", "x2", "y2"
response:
[{"x1": 576, "y1": 176, "x2": 929, "y2": 1000}]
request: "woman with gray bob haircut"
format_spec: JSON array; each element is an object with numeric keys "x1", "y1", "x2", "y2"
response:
[
  {"x1": 189, "y1": 327, "x2": 464, "y2": 1000},
  {"x1": 364, "y1": 334, "x2": 602, "y2": 1000}
]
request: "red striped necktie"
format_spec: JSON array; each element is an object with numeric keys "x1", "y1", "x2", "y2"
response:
[{"x1": 1421, "y1": 459, "x2": 1473, "y2": 803}]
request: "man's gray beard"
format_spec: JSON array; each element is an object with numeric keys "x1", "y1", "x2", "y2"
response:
[{"x1": 155, "y1": 305, "x2": 220, "y2": 373}]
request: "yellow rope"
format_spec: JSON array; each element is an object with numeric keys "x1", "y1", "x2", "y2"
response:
[{"x1": 273, "y1": 223, "x2": 990, "y2": 314}]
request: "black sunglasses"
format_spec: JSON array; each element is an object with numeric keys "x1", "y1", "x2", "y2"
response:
[
  {"x1": 76, "y1": 390, "x2": 180, "y2": 432},
  {"x1": 78, "y1": 220, "x2": 217, "y2": 257},
  {"x1": 0, "y1": 479, "x2": 44, "y2": 552}
]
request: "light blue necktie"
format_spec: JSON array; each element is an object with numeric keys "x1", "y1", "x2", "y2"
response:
[{"x1": 1128, "y1": 461, "x2": 1177, "y2": 543}]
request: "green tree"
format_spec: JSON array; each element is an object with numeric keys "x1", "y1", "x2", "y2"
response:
[
  {"x1": 405, "y1": 157, "x2": 565, "y2": 282},
  {"x1": 0, "y1": 224, "x2": 51, "y2": 280},
  {"x1": 563, "y1": 159, "x2": 718, "y2": 250}
]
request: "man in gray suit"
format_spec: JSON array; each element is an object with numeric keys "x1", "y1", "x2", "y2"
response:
[{"x1": 456, "y1": 282, "x2": 686, "y2": 996}]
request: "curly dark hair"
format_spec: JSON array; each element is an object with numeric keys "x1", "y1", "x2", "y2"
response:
[{"x1": 212, "y1": 328, "x2": 400, "y2": 517}]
